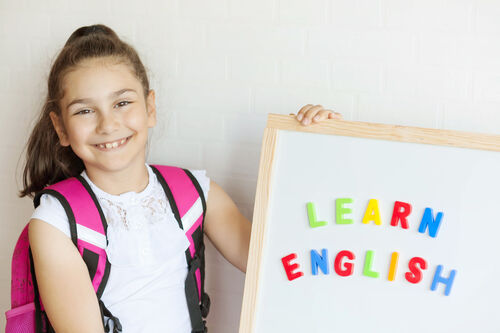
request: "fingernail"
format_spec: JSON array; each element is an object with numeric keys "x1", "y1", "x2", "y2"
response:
[
  {"x1": 314, "y1": 116, "x2": 319, "y2": 121},
  {"x1": 303, "y1": 118, "x2": 310, "y2": 125},
  {"x1": 297, "y1": 114, "x2": 303, "y2": 121}
]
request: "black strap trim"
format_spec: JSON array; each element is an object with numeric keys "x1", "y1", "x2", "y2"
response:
[
  {"x1": 75, "y1": 175, "x2": 109, "y2": 240},
  {"x1": 98, "y1": 257, "x2": 112, "y2": 299},
  {"x1": 34, "y1": 189, "x2": 78, "y2": 247},
  {"x1": 82, "y1": 249, "x2": 99, "y2": 281},
  {"x1": 186, "y1": 256, "x2": 204, "y2": 332},
  {"x1": 99, "y1": 299, "x2": 122, "y2": 332},
  {"x1": 150, "y1": 165, "x2": 183, "y2": 229},
  {"x1": 29, "y1": 246, "x2": 43, "y2": 333},
  {"x1": 183, "y1": 169, "x2": 207, "y2": 233}
]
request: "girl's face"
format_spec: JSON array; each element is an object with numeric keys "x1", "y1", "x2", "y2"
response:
[{"x1": 50, "y1": 57, "x2": 156, "y2": 176}]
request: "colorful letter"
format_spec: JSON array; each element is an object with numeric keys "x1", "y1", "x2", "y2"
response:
[
  {"x1": 405, "y1": 257, "x2": 427, "y2": 284},
  {"x1": 307, "y1": 202, "x2": 328, "y2": 228},
  {"x1": 362, "y1": 199, "x2": 382, "y2": 226},
  {"x1": 388, "y1": 252, "x2": 399, "y2": 282},
  {"x1": 334, "y1": 250, "x2": 355, "y2": 277},
  {"x1": 281, "y1": 253, "x2": 304, "y2": 281},
  {"x1": 336, "y1": 198, "x2": 353, "y2": 224},
  {"x1": 431, "y1": 265, "x2": 457, "y2": 296},
  {"x1": 390, "y1": 201, "x2": 412, "y2": 229},
  {"x1": 311, "y1": 249, "x2": 329, "y2": 275},
  {"x1": 363, "y1": 250, "x2": 380, "y2": 278},
  {"x1": 418, "y1": 208, "x2": 443, "y2": 238}
]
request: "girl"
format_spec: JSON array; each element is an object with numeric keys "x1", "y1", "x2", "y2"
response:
[{"x1": 20, "y1": 24, "x2": 342, "y2": 333}]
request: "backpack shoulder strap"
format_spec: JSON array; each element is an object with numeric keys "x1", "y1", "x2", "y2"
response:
[
  {"x1": 34, "y1": 176, "x2": 111, "y2": 298},
  {"x1": 150, "y1": 165, "x2": 210, "y2": 332}
]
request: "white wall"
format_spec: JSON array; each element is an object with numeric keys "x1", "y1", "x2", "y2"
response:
[{"x1": 1, "y1": 0, "x2": 499, "y2": 331}]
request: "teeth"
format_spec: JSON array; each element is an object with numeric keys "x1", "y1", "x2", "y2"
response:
[{"x1": 97, "y1": 137, "x2": 128, "y2": 150}]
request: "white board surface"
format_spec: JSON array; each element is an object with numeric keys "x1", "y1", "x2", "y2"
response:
[{"x1": 251, "y1": 128, "x2": 500, "y2": 332}]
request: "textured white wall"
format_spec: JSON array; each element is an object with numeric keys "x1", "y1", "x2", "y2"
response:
[{"x1": 1, "y1": 0, "x2": 499, "y2": 332}]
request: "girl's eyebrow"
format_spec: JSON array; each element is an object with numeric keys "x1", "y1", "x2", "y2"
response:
[{"x1": 66, "y1": 88, "x2": 137, "y2": 109}]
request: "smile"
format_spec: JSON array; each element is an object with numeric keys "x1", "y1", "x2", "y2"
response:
[{"x1": 94, "y1": 136, "x2": 131, "y2": 151}]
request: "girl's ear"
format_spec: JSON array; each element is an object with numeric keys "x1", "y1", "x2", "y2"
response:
[
  {"x1": 49, "y1": 111, "x2": 70, "y2": 147},
  {"x1": 146, "y1": 89, "x2": 157, "y2": 128}
]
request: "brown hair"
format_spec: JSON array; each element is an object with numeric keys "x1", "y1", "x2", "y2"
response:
[{"x1": 19, "y1": 24, "x2": 150, "y2": 198}]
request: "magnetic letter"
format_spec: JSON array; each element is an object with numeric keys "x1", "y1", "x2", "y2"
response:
[
  {"x1": 363, "y1": 250, "x2": 380, "y2": 278},
  {"x1": 388, "y1": 252, "x2": 399, "y2": 282},
  {"x1": 311, "y1": 249, "x2": 329, "y2": 276},
  {"x1": 431, "y1": 265, "x2": 457, "y2": 296},
  {"x1": 418, "y1": 208, "x2": 443, "y2": 238},
  {"x1": 307, "y1": 202, "x2": 328, "y2": 228},
  {"x1": 362, "y1": 199, "x2": 382, "y2": 226},
  {"x1": 405, "y1": 257, "x2": 427, "y2": 284},
  {"x1": 336, "y1": 198, "x2": 353, "y2": 224},
  {"x1": 390, "y1": 201, "x2": 412, "y2": 229},
  {"x1": 334, "y1": 250, "x2": 355, "y2": 277},
  {"x1": 281, "y1": 253, "x2": 304, "y2": 281}
]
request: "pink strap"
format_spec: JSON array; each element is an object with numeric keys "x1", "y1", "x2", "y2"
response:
[
  {"x1": 10, "y1": 224, "x2": 34, "y2": 308},
  {"x1": 151, "y1": 165, "x2": 199, "y2": 217},
  {"x1": 152, "y1": 165, "x2": 204, "y2": 298},
  {"x1": 47, "y1": 178, "x2": 107, "y2": 293}
]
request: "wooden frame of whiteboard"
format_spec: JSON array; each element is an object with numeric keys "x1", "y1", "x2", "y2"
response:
[{"x1": 238, "y1": 113, "x2": 500, "y2": 333}]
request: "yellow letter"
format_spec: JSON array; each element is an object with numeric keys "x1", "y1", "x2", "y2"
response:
[{"x1": 362, "y1": 199, "x2": 382, "y2": 225}]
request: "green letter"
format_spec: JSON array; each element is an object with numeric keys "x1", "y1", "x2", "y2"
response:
[
  {"x1": 363, "y1": 250, "x2": 380, "y2": 278},
  {"x1": 336, "y1": 198, "x2": 353, "y2": 224},
  {"x1": 307, "y1": 202, "x2": 328, "y2": 228}
]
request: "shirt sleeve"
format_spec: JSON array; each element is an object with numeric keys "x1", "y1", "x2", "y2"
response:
[
  {"x1": 189, "y1": 170, "x2": 210, "y2": 202},
  {"x1": 30, "y1": 193, "x2": 71, "y2": 238}
]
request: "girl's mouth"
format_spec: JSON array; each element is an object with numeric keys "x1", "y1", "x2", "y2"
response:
[{"x1": 94, "y1": 135, "x2": 131, "y2": 151}]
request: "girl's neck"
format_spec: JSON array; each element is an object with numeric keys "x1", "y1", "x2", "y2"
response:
[{"x1": 84, "y1": 162, "x2": 149, "y2": 196}]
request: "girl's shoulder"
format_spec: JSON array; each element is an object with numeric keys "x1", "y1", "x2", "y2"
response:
[
  {"x1": 186, "y1": 169, "x2": 210, "y2": 199},
  {"x1": 30, "y1": 193, "x2": 71, "y2": 238}
]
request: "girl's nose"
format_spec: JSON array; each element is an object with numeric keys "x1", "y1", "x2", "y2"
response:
[{"x1": 96, "y1": 112, "x2": 119, "y2": 134}]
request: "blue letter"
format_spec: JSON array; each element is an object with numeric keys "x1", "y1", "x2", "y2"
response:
[
  {"x1": 431, "y1": 265, "x2": 457, "y2": 296},
  {"x1": 418, "y1": 208, "x2": 443, "y2": 238},
  {"x1": 311, "y1": 249, "x2": 329, "y2": 275}
]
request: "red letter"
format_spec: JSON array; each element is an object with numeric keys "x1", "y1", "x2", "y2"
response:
[
  {"x1": 334, "y1": 250, "x2": 355, "y2": 277},
  {"x1": 391, "y1": 201, "x2": 412, "y2": 229},
  {"x1": 281, "y1": 253, "x2": 304, "y2": 281},
  {"x1": 405, "y1": 257, "x2": 427, "y2": 284}
]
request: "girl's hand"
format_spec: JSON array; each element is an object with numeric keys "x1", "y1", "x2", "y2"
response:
[{"x1": 290, "y1": 104, "x2": 343, "y2": 126}]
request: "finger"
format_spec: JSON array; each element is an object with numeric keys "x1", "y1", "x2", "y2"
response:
[
  {"x1": 296, "y1": 104, "x2": 314, "y2": 121},
  {"x1": 327, "y1": 111, "x2": 343, "y2": 120},
  {"x1": 312, "y1": 110, "x2": 332, "y2": 123},
  {"x1": 302, "y1": 105, "x2": 324, "y2": 125}
]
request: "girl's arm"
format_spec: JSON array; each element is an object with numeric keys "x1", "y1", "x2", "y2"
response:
[
  {"x1": 29, "y1": 218, "x2": 105, "y2": 333},
  {"x1": 203, "y1": 181, "x2": 252, "y2": 272}
]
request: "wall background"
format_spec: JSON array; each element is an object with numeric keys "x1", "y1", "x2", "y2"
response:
[{"x1": 1, "y1": 0, "x2": 499, "y2": 331}]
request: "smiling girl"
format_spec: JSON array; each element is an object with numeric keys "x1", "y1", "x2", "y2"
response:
[{"x1": 18, "y1": 24, "x2": 341, "y2": 333}]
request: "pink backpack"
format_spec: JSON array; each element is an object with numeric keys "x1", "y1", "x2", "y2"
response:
[{"x1": 5, "y1": 165, "x2": 210, "y2": 333}]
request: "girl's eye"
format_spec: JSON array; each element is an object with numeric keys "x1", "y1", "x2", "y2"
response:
[
  {"x1": 116, "y1": 101, "x2": 131, "y2": 108},
  {"x1": 75, "y1": 109, "x2": 92, "y2": 115}
]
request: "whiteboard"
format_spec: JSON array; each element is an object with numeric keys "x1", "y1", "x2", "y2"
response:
[{"x1": 240, "y1": 114, "x2": 500, "y2": 333}]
